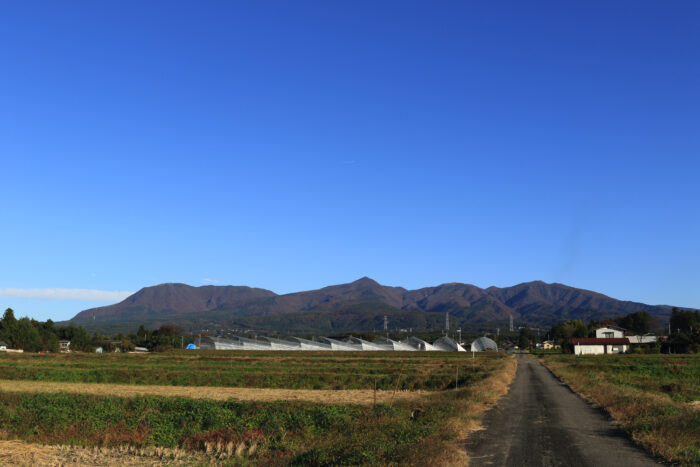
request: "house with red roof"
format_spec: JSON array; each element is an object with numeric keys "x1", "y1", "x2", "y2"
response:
[{"x1": 572, "y1": 337, "x2": 630, "y2": 355}]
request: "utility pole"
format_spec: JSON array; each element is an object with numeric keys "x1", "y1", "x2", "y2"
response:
[
  {"x1": 457, "y1": 328, "x2": 462, "y2": 344},
  {"x1": 445, "y1": 312, "x2": 449, "y2": 336},
  {"x1": 384, "y1": 315, "x2": 388, "y2": 338},
  {"x1": 509, "y1": 314, "x2": 514, "y2": 333}
]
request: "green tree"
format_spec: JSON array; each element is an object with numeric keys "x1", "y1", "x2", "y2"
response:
[
  {"x1": 43, "y1": 333, "x2": 60, "y2": 353},
  {"x1": 121, "y1": 338, "x2": 135, "y2": 352},
  {"x1": 14, "y1": 318, "x2": 41, "y2": 352},
  {"x1": 518, "y1": 328, "x2": 534, "y2": 350},
  {"x1": 550, "y1": 319, "x2": 588, "y2": 353},
  {"x1": 670, "y1": 308, "x2": 700, "y2": 334},
  {"x1": 2, "y1": 308, "x2": 16, "y2": 326},
  {"x1": 615, "y1": 311, "x2": 657, "y2": 334},
  {"x1": 68, "y1": 326, "x2": 92, "y2": 352}
]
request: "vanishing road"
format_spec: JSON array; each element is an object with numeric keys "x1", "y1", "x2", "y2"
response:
[{"x1": 465, "y1": 354, "x2": 662, "y2": 466}]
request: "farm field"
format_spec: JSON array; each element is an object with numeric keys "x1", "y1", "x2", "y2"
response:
[
  {"x1": 0, "y1": 351, "x2": 516, "y2": 466},
  {"x1": 539, "y1": 353, "x2": 700, "y2": 465},
  {"x1": 0, "y1": 350, "x2": 498, "y2": 391}
]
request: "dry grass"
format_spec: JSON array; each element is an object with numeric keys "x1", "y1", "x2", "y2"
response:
[
  {"x1": 410, "y1": 355, "x2": 518, "y2": 467},
  {"x1": 0, "y1": 378, "x2": 426, "y2": 405},
  {"x1": 543, "y1": 358, "x2": 700, "y2": 465},
  {"x1": 0, "y1": 439, "x2": 210, "y2": 466}
]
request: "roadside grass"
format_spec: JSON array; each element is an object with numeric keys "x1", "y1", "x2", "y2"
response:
[
  {"x1": 0, "y1": 351, "x2": 497, "y2": 391},
  {"x1": 539, "y1": 354, "x2": 700, "y2": 466},
  {"x1": 0, "y1": 352, "x2": 516, "y2": 466}
]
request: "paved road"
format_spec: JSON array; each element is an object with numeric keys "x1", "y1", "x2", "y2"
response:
[{"x1": 464, "y1": 354, "x2": 662, "y2": 466}]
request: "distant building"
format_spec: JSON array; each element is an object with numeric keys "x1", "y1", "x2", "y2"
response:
[
  {"x1": 58, "y1": 340, "x2": 71, "y2": 352},
  {"x1": 0, "y1": 340, "x2": 7, "y2": 351},
  {"x1": 594, "y1": 326, "x2": 625, "y2": 339},
  {"x1": 626, "y1": 334, "x2": 658, "y2": 344},
  {"x1": 133, "y1": 346, "x2": 149, "y2": 353},
  {"x1": 542, "y1": 340, "x2": 559, "y2": 350},
  {"x1": 573, "y1": 337, "x2": 630, "y2": 355}
]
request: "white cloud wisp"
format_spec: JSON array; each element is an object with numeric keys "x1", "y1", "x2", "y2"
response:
[{"x1": 0, "y1": 288, "x2": 133, "y2": 302}]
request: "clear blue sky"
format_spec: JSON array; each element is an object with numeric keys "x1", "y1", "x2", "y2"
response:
[{"x1": 1, "y1": 1, "x2": 698, "y2": 322}]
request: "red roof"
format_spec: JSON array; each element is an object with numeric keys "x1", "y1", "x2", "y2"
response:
[{"x1": 572, "y1": 338, "x2": 630, "y2": 345}]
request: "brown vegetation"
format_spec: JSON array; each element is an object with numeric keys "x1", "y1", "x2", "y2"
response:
[
  {"x1": 0, "y1": 378, "x2": 426, "y2": 405},
  {"x1": 0, "y1": 439, "x2": 210, "y2": 466},
  {"x1": 409, "y1": 355, "x2": 518, "y2": 466},
  {"x1": 542, "y1": 356, "x2": 700, "y2": 465}
]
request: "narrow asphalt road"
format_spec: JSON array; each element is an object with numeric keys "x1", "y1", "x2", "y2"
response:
[{"x1": 464, "y1": 354, "x2": 661, "y2": 466}]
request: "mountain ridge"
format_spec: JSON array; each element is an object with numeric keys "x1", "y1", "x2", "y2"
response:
[{"x1": 64, "y1": 278, "x2": 681, "y2": 334}]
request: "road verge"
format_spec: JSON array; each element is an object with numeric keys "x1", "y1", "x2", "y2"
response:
[
  {"x1": 540, "y1": 356, "x2": 699, "y2": 465},
  {"x1": 405, "y1": 354, "x2": 518, "y2": 466}
]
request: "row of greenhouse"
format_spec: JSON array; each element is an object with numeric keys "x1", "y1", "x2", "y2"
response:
[{"x1": 199, "y1": 335, "x2": 479, "y2": 352}]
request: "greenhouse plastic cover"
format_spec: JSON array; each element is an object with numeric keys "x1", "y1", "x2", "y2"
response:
[{"x1": 470, "y1": 336, "x2": 497, "y2": 352}]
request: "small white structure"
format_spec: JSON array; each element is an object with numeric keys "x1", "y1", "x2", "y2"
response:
[
  {"x1": 405, "y1": 337, "x2": 439, "y2": 351},
  {"x1": 434, "y1": 336, "x2": 467, "y2": 352},
  {"x1": 595, "y1": 326, "x2": 625, "y2": 339},
  {"x1": 470, "y1": 336, "x2": 498, "y2": 352},
  {"x1": 318, "y1": 337, "x2": 362, "y2": 351},
  {"x1": 260, "y1": 336, "x2": 302, "y2": 351},
  {"x1": 0, "y1": 340, "x2": 7, "y2": 351},
  {"x1": 288, "y1": 337, "x2": 332, "y2": 351},
  {"x1": 374, "y1": 337, "x2": 417, "y2": 351},
  {"x1": 573, "y1": 338, "x2": 630, "y2": 355},
  {"x1": 348, "y1": 337, "x2": 392, "y2": 351},
  {"x1": 58, "y1": 340, "x2": 71, "y2": 352},
  {"x1": 626, "y1": 334, "x2": 657, "y2": 344}
]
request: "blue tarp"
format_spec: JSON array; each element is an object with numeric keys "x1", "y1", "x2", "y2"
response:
[{"x1": 186, "y1": 343, "x2": 197, "y2": 349}]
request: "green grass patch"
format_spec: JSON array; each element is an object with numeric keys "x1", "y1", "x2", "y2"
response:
[{"x1": 0, "y1": 351, "x2": 504, "y2": 391}]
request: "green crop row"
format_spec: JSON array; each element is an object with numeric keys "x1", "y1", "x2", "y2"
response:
[
  {"x1": 0, "y1": 351, "x2": 505, "y2": 391},
  {"x1": 0, "y1": 388, "x2": 465, "y2": 465}
]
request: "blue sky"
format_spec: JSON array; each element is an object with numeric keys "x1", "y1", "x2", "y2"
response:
[{"x1": 1, "y1": 1, "x2": 698, "y2": 322}]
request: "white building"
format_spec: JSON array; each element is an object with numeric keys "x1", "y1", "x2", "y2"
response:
[
  {"x1": 595, "y1": 326, "x2": 625, "y2": 339},
  {"x1": 573, "y1": 337, "x2": 630, "y2": 355}
]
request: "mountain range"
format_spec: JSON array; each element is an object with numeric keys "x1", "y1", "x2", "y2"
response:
[{"x1": 65, "y1": 277, "x2": 677, "y2": 334}]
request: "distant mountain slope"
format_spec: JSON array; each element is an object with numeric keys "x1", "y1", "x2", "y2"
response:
[
  {"x1": 65, "y1": 277, "x2": 677, "y2": 334},
  {"x1": 72, "y1": 283, "x2": 277, "y2": 320}
]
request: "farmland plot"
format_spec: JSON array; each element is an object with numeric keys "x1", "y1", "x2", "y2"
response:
[{"x1": 0, "y1": 351, "x2": 515, "y2": 466}]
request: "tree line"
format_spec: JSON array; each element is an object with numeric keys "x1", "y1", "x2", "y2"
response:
[
  {"x1": 0, "y1": 308, "x2": 198, "y2": 353},
  {"x1": 518, "y1": 309, "x2": 699, "y2": 353}
]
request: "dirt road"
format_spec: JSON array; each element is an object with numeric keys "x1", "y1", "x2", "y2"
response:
[{"x1": 465, "y1": 354, "x2": 661, "y2": 466}]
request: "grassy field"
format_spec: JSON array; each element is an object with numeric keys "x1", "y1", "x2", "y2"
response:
[
  {"x1": 0, "y1": 350, "x2": 497, "y2": 391},
  {"x1": 539, "y1": 353, "x2": 700, "y2": 466},
  {"x1": 0, "y1": 351, "x2": 516, "y2": 465}
]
